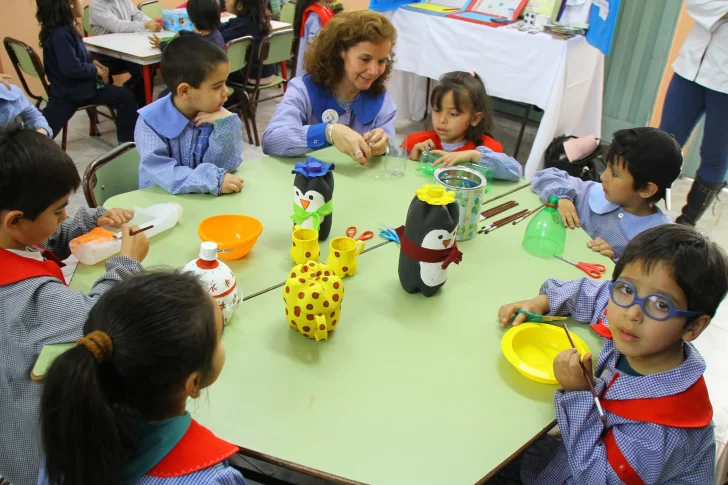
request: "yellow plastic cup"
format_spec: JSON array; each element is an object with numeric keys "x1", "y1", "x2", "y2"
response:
[
  {"x1": 326, "y1": 237, "x2": 365, "y2": 278},
  {"x1": 290, "y1": 226, "x2": 320, "y2": 265}
]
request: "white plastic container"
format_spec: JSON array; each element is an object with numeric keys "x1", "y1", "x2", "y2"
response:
[{"x1": 70, "y1": 202, "x2": 183, "y2": 265}]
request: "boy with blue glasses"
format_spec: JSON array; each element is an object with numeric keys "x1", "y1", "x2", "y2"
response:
[{"x1": 497, "y1": 224, "x2": 728, "y2": 484}]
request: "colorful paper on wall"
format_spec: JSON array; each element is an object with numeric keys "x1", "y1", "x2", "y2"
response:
[{"x1": 586, "y1": 0, "x2": 619, "y2": 55}]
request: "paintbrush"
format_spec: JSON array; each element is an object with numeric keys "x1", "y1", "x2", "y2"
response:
[
  {"x1": 480, "y1": 201, "x2": 519, "y2": 221},
  {"x1": 512, "y1": 203, "x2": 546, "y2": 225},
  {"x1": 478, "y1": 210, "x2": 528, "y2": 234},
  {"x1": 113, "y1": 225, "x2": 154, "y2": 239},
  {"x1": 562, "y1": 323, "x2": 606, "y2": 426}
]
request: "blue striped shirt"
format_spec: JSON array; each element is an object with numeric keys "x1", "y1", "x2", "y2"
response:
[{"x1": 0, "y1": 84, "x2": 52, "y2": 136}]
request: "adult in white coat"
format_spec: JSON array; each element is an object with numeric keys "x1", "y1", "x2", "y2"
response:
[{"x1": 659, "y1": 1, "x2": 728, "y2": 226}]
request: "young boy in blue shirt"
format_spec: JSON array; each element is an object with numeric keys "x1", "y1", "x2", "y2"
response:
[
  {"x1": 532, "y1": 127, "x2": 682, "y2": 260},
  {"x1": 498, "y1": 224, "x2": 728, "y2": 485},
  {"x1": 135, "y1": 35, "x2": 244, "y2": 195},
  {"x1": 0, "y1": 77, "x2": 52, "y2": 136}
]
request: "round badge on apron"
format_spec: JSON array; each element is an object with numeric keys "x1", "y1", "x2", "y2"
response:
[{"x1": 322, "y1": 109, "x2": 339, "y2": 124}]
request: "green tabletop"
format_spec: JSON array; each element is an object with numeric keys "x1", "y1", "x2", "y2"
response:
[
  {"x1": 69, "y1": 148, "x2": 529, "y2": 298},
  {"x1": 189, "y1": 187, "x2": 612, "y2": 485}
]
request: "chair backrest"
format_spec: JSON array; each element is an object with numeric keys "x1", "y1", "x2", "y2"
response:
[
  {"x1": 260, "y1": 29, "x2": 294, "y2": 66},
  {"x1": 82, "y1": 6, "x2": 92, "y2": 36},
  {"x1": 225, "y1": 36, "x2": 253, "y2": 74},
  {"x1": 83, "y1": 143, "x2": 140, "y2": 208},
  {"x1": 2, "y1": 37, "x2": 50, "y2": 103},
  {"x1": 139, "y1": 0, "x2": 164, "y2": 19},
  {"x1": 280, "y1": 2, "x2": 296, "y2": 25}
]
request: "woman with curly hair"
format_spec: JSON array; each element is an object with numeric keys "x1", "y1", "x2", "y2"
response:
[{"x1": 262, "y1": 10, "x2": 396, "y2": 165}]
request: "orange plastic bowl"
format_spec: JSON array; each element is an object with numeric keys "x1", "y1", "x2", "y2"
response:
[{"x1": 198, "y1": 215, "x2": 263, "y2": 260}]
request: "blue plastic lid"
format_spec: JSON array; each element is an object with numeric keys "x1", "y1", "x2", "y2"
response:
[{"x1": 292, "y1": 158, "x2": 335, "y2": 179}]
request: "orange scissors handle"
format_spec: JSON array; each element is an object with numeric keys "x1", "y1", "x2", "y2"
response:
[
  {"x1": 576, "y1": 262, "x2": 607, "y2": 279},
  {"x1": 346, "y1": 226, "x2": 374, "y2": 241}
]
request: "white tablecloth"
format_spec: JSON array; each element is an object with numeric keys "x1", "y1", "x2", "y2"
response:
[{"x1": 388, "y1": 9, "x2": 605, "y2": 180}]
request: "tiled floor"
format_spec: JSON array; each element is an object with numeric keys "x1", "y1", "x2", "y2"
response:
[{"x1": 59, "y1": 80, "x2": 728, "y2": 484}]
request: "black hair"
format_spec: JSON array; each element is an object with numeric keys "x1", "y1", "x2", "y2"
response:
[
  {"x1": 161, "y1": 35, "x2": 229, "y2": 93},
  {"x1": 605, "y1": 145, "x2": 663, "y2": 203},
  {"x1": 294, "y1": 0, "x2": 321, "y2": 41},
  {"x1": 430, "y1": 71, "x2": 494, "y2": 146},
  {"x1": 0, "y1": 128, "x2": 80, "y2": 220},
  {"x1": 41, "y1": 271, "x2": 219, "y2": 485},
  {"x1": 228, "y1": 0, "x2": 271, "y2": 36},
  {"x1": 187, "y1": 0, "x2": 221, "y2": 32},
  {"x1": 36, "y1": 0, "x2": 79, "y2": 45},
  {"x1": 614, "y1": 224, "x2": 728, "y2": 320}
]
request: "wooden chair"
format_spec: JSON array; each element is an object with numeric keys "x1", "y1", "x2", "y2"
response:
[
  {"x1": 245, "y1": 29, "x2": 295, "y2": 146},
  {"x1": 224, "y1": 36, "x2": 256, "y2": 145},
  {"x1": 83, "y1": 142, "x2": 140, "y2": 208},
  {"x1": 82, "y1": 6, "x2": 93, "y2": 36},
  {"x1": 138, "y1": 0, "x2": 164, "y2": 19},
  {"x1": 2, "y1": 37, "x2": 116, "y2": 151}
]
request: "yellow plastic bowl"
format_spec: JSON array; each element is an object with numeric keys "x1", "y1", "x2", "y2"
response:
[
  {"x1": 198, "y1": 215, "x2": 263, "y2": 260},
  {"x1": 501, "y1": 323, "x2": 591, "y2": 384}
]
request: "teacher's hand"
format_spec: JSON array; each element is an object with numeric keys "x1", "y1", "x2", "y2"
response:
[
  {"x1": 331, "y1": 124, "x2": 371, "y2": 165},
  {"x1": 363, "y1": 128, "x2": 389, "y2": 157}
]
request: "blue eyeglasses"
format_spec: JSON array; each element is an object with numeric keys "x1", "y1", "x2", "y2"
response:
[{"x1": 609, "y1": 280, "x2": 704, "y2": 321}]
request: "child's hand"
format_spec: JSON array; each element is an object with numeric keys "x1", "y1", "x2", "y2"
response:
[
  {"x1": 193, "y1": 109, "x2": 232, "y2": 126},
  {"x1": 119, "y1": 223, "x2": 150, "y2": 262},
  {"x1": 409, "y1": 139, "x2": 435, "y2": 161},
  {"x1": 149, "y1": 34, "x2": 161, "y2": 49},
  {"x1": 554, "y1": 349, "x2": 594, "y2": 392},
  {"x1": 497, "y1": 294, "x2": 549, "y2": 328},
  {"x1": 97, "y1": 208, "x2": 134, "y2": 228},
  {"x1": 557, "y1": 198, "x2": 580, "y2": 229},
  {"x1": 363, "y1": 128, "x2": 388, "y2": 156},
  {"x1": 331, "y1": 124, "x2": 371, "y2": 165},
  {"x1": 220, "y1": 173, "x2": 244, "y2": 194},
  {"x1": 431, "y1": 150, "x2": 480, "y2": 167},
  {"x1": 145, "y1": 20, "x2": 162, "y2": 32},
  {"x1": 0, "y1": 73, "x2": 11, "y2": 90},
  {"x1": 93, "y1": 61, "x2": 110, "y2": 85},
  {"x1": 587, "y1": 237, "x2": 615, "y2": 260}
]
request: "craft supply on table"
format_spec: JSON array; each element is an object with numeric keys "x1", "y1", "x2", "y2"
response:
[
  {"x1": 478, "y1": 209, "x2": 528, "y2": 234},
  {"x1": 70, "y1": 202, "x2": 183, "y2": 265},
  {"x1": 327, "y1": 237, "x2": 366, "y2": 278},
  {"x1": 283, "y1": 261, "x2": 344, "y2": 341},
  {"x1": 563, "y1": 323, "x2": 606, "y2": 425},
  {"x1": 162, "y1": 8, "x2": 194, "y2": 32},
  {"x1": 434, "y1": 166, "x2": 486, "y2": 240},
  {"x1": 396, "y1": 185, "x2": 462, "y2": 297},
  {"x1": 346, "y1": 226, "x2": 374, "y2": 241},
  {"x1": 198, "y1": 214, "x2": 262, "y2": 260},
  {"x1": 501, "y1": 322, "x2": 591, "y2": 384},
  {"x1": 512, "y1": 203, "x2": 545, "y2": 225},
  {"x1": 112, "y1": 224, "x2": 154, "y2": 239},
  {"x1": 480, "y1": 182, "x2": 531, "y2": 206},
  {"x1": 379, "y1": 224, "x2": 400, "y2": 244},
  {"x1": 292, "y1": 158, "x2": 335, "y2": 241},
  {"x1": 521, "y1": 195, "x2": 565, "y2": 257},
  {"x1": 183, "y1": 242, "x2": 242, "y2": 324},
  {"x1": 554, "y1": 255, "x2": 606, "y2": 279},
  {"x1": 291, "y1": 225, "x2": 320, "y2": 265},
  {"x1": 515, "y1": 309, "x2": 567, "y2": 323},
  {"x1": 385, "y1": 153, "x2": 407, "y2": 177},
  {"x1": 479, "y1": 200, "x2": 518, "y2": 221}
]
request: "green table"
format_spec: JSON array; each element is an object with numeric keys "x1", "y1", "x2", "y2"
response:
[
  {"x1": 188, "y1": 187, "x2": 611, "y2": 485},
  {"x1": 69, "y1": 148, "x2": 529, "y2": 297}
]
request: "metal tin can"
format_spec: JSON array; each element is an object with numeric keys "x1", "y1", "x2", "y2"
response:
[{"x1": 434, "y1": 166, "x2": 487, "y2": 241}]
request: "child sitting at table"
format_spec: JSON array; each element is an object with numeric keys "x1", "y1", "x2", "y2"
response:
[
  {"x1": 404, "y1": 71, "x2": 522, "y2": 182},
  {"x1": 293, "y1": 0, "x2": 335, "y2": 78},
  {"x1": 37, "y1": 0, "x2": 139, "y2": 145},
  {"x1": 0, "y1": 128, "x2": 148, "y2": 485},
  {"x1": 531, "y1": 127, "x2": 682, "y2": 260},
  {"x1": 136, "y1": 35, "x2": 244, "y2": 195},
  {"x1": 0, "y1": 77, "x2": 53, "y2": 136},
  {"x1": 498, "y1": 224, "x2": 728, "y2": 485},
  {"x1": 220, "y1": 0, "x2": 275, "y2": 85},
  {"x1": 39, "y1": 271, "x2": 247, "y2": 484},
  {"x1": 150, "y1": 0, "x2": 226, "y2": 51}
]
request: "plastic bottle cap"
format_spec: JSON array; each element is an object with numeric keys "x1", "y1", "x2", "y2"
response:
[
  {"x1": 199, "y1": 241, "x2": 219, "y2": 261},
  {"x1": 546, "y1": 195, "x2": 559, "y2": 209},
  {"x1": 428, "y1": 185, "x2": 445, "y2": 197},
  {"x1": 306, "y1": 161, "x2": 323, "y2": 173}
]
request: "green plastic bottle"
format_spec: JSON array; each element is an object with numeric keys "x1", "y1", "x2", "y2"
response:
[{"x1": 522, "y1": 195, "x2": 565, "y2": 258}]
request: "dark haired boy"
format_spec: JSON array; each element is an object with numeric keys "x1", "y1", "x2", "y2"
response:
[
  {"x1": 532, "y1": 127, "x2": 683, "y2": 259},
  {"x1": 498, "y1": 224, "x2": 728, "y2": 485},
  {"x1": 0, "y1": 129, "x2": 148, "y2": 485},
  {"x1": 136, "y1": 35, "x2": 244, "y2": 195}
]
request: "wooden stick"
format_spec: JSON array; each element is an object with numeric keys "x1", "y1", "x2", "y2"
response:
[
  {"x1": 480, "y1": 201, "x2": 518, "y2": 220},
  {"x1": 479, "y1": 210, "x2": 528, "y2": 233},
  {"x1": 481, "y1": 200, "x2": 516, "y2": 215},
  {"x1": 480, "y1": 182, "x2": 531, "y2": 207},
  {"x1": 562, "y1": 323, "x2": 606, "y2": 424},
  {"x1": 113, "y1": 225, "x2": 154, "y2": 239},
  {"x1": 512, "y1": 204, "x2": 546, "y2": 225}
]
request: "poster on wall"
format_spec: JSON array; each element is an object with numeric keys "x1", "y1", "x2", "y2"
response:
[{"x1": 586, "y1": 0, "x2": 620, "y2": 55}]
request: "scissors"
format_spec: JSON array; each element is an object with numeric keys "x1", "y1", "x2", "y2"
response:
[
  {"x1": 515, "y1": 309, "x2": 567, "y2": 323},
  {"x1": 554, "y1": 255, "x2": 607, "y2": 279},
  {"x1": 346, "y1": 226, "x2": 374, "y2": 241},
  {"x1": 379, "y1": 224, "x2": 400, "y2": 244}
]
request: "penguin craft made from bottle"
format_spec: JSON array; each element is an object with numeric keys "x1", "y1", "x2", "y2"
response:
[
  {"x1": 395, "y1": 185, "x2": 463, "y2": 297},
  {"x1": 291, "y1": 158, "x2": 335, "y2": 241}
]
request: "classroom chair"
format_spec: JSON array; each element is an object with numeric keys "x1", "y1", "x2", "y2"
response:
[
  {"x1": 224, "y1": 36, "x2": 255, "y2": 145},
  {"x1": 82, "y1": 6, "x2": 93, "y2": 36},
  {"x1": 83, "y1": 142, "x2": 140, "y2": 208},
  {"x1": 245, "y1": 29, "x2": 295, "y2": 146},
  {"x1": 280, "y1": 1, "x2": 296, "y2": 24},
  {"x1": 138, "y1": 0, "x2": 164, "y2": 20},
  {"x1": 3, "y1": 37, "x2": 116, "y2": 152}
]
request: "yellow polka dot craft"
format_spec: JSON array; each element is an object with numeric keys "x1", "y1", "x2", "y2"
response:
[{"x1": 282, "y1": 261, "x2": 344, "y2": 341}]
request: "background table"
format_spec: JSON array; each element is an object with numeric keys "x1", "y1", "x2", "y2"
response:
[
  {"x1": 69, "y1": 148, "x2": 529, "y2": 297},
  {"x1": 387, "y1": 9, "x2": 604, "y2": 180},
  {"x1": 189, "y1": 186, "x2": 611, "y2": 485}
]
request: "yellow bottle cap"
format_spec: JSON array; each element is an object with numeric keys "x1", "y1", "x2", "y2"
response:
[{"x1": 415, "y1": 184, "x2": 456, "y2": 206}]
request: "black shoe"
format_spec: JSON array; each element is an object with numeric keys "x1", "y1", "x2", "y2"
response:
[{"x1": 675, "y1": 176, "x2": 725, "y2": 226}]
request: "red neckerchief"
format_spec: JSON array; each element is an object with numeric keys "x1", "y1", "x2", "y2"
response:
[
  {"x1": 395, "y1": 226, "x2": 463, "y2": 269},
  {"x1": 402, "y1": 131, "x2": 504, "y2": 154},
  {"x1": 147, "y1": 419, "x2": 239, "y2": 477},
  {"x1": 0, "y1": 247, "x2": 66, "y2": 285},
  {"x1": 300, "y1": 4, "x2": 335, "y2": 37}
]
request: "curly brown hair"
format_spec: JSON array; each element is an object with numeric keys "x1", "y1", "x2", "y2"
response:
[{"x1": 303, "y1": 10, "x2": 396, "y2": 95}]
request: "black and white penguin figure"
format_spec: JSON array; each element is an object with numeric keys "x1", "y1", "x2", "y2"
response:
[{"x1": 292, "y1": 159, "x2": 335, "y2": 240}]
